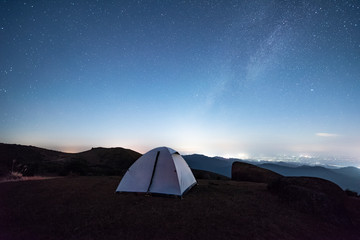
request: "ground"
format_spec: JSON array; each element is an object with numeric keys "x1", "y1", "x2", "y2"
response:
[{"x1": 0, "y1": 177, "x2": 359, "y2": 240}]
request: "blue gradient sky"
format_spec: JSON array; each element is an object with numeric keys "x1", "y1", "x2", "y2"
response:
[{"x1": 1, "y1": 1, "x2": 359, "y2": 166}]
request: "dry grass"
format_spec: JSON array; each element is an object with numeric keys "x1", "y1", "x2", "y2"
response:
[
  {"x1": 0, "y1": 171, "x2": 60, "y2": 183},
  {"x1": 0, "y1": 177, "x2": 359, "y2": 240}
]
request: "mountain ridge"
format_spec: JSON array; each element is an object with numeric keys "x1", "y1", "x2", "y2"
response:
[
  {"x1": 0, "y1": 143, "x2": 141, "y2": 177},
  {"x1": 1, "y1": 143, "x2": 359, "y2": 193},
  {"x1": 183, "y1": 154, "x2": 360, "y2": 193}
]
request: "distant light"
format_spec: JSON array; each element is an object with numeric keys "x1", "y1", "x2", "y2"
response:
[
  {"x1": 237, "y1": 152, "x2": 249, "y2": 159},
  {"x1": 223, "y1": 152, "x2": 249, "y2": 159}
]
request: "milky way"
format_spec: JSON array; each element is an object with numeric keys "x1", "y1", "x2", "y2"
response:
[{"x1": 0, "y1": 1, "x2": 359, "y2": 165}]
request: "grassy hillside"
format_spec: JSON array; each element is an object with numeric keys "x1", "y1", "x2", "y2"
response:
[{"x1": 1, "y1": 177, "x2": 360, "y2": 240}]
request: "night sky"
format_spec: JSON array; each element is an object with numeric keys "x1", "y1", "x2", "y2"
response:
[{"x1": 1, "y1": 1, "x2": 359, "y2": 166}]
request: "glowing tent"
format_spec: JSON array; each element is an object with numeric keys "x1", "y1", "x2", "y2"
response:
[{"x1": 116, "y1": 147, "x2": 197, "y2": 196}]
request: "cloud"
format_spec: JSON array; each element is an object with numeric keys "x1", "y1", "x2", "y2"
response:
[{"x1": 316, "y1": 133, "x2": 339, "y2": 137}]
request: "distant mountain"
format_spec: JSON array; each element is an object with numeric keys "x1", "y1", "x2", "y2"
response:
[
  {"x1": 332, "y1": 166, "x2": 360, "y2": 179},
  {"x1": 183, "y1": 154, "x2": 360, "y2": 193},
  {"x1": 0, "y1": 143, "x2": 141, "y2": 177},
  {"x1": 183, "y1": 154, "x2": 233, "y2": 177}
]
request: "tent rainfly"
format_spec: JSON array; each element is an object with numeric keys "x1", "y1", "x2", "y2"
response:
[{"x1": 116, "y1": 147, "x2": 197, "y2": 196}]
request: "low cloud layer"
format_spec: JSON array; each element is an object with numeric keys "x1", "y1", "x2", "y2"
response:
[{"x1": 316, "y1": 133, "x2": 339, "y2": 137}]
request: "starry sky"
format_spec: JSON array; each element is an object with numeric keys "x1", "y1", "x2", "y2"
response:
[{"x1": 1, "y1": 0, "x2": 360, "y2": 166}]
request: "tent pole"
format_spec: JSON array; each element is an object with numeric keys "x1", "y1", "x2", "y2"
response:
[{"x1": 147, "y1": 151, "x2": 160, "y2": 193}]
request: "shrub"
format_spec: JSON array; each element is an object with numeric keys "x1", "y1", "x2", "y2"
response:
[
  {"x1": 345, "y1": 189, "x2": 359, "y2": 197},
  {"x1": 7, "y1": 171, "x2": 23, "y2": 180}
]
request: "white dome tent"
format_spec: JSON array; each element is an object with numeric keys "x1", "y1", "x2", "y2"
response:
[{"x1": 116, "y1": 147, "x2": 197, "y2": 197}]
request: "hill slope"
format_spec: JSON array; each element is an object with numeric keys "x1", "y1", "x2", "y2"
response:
[
  {"x1": 0, "y1": 177, "x2": 359, "y2": 240},
  {"x1": 0, "y1": 143, "x2": 141, "y2": 177},
  {"x1": 0, "y1": 143, "x2": 71, "y2": 176},
  {"x1": 232, "y1": 161, "x2": 282, "y2": 183}
]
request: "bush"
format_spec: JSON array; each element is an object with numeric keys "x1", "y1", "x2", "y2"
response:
[
  {"x1": 345, "y1": 189, "x2": 359, "y2": 197},
  {"x1": 20, "y1": 163, "x2": 38, "y2": 176},
  {"x1": 7, "y1": 171, "x2": 23, "y2": 180}
]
